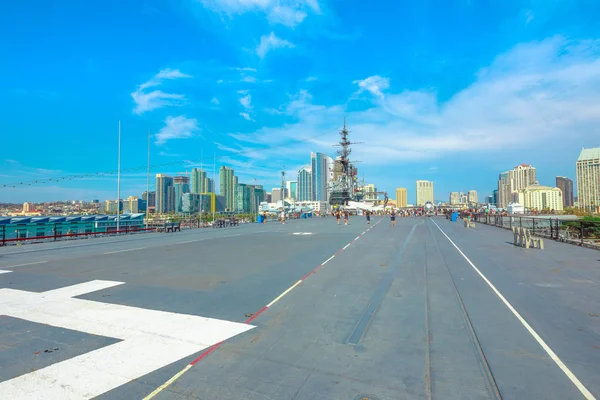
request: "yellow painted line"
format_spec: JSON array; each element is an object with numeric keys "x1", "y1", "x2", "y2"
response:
[
  {"x1": 432, "y1": 219, "x2": 596, "y2": 400},
  {"x1": 142, "y1": 364, "x2": 192, "y2": 400},
  {"x1": 266, "y1": 280, "x2": 303, "y2": 308}
]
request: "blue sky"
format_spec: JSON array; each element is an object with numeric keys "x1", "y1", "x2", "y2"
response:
[{"x1": 1, "y1": 0, "x2": 600, "y2": 204}]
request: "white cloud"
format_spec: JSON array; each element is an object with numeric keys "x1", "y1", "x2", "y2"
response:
[
  {"x1": 155, "y1": 116, "x2": 200, "y2": 145},
  {"x1": 198, "y1": 0, "x2": 319, "y2": 27},
  {"x1": 221, "y1": 35, "x2": 600, "y2": 187},
  {"x1": 256, "y1": 32, "x2": 295, "y2": 58},
  {"x1": 268, "y1": 6, "x2": 306, "y2": 27},
  {"x1": 240, "y1": 112, "x2": 252, "y2": 120},
  {"x1": 305, "y1": 76, "x2": 318, "y2": 82},
  {"x1": 131, "y1": 68, "x2": 192, "y2": 114},
  {"x1": 211, "y1": 97, "x2": 220, "y2": 105},
  {"x1": 242, "y1": 76, "x2": 257, "y2": 83},
  {"x1": 239, "y1": 94, "x2": 252, "y2": 109},
  {"x1": 353, "y1": 75, "x2": 390, "y2": 97}
]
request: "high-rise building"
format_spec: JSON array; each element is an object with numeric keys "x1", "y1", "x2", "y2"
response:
[
  {"x1": 271, "y1": 188, "x2": 287, "y2": 203},
  {"x1": 191, "y1": 168, "x2": 208, "y2": 194},
  {"x1": 514, "y1": 184, "x2": 564, "y2": 211},
  {"x1": 219, "y1": 166, "x2": 236, "y2": 211},
  {"x1": 234, "y1": 183, "x2": 251, "y2": 213},
  {"x1": 416, "y1": 180, "x2": 434, "y2": 206},
  {"x1": 298, "y1": 166, "x2": 312, "y2": 201},
  {"x1": 333, "y1": 157, "x2": 344, "y2": 181},
  {"x1": 555, "y1": 176, "x2": 574, "y2": 208},
  {"x1": 395, "y1": 188, "x2": 407, "y2": 208},
  {"x1": 449, "y1": 192, "x2": 461, "y2": 205},
  {"x1": 142, "y1": 191, "x2": 156, "y2": 208},
  {"x1": 156, "y1": 174, "x2": 174, "y2": 214},
  {"x1": 498, "y1": 164, "x2": 537, "y2": 208},
  {"x1": 173, "y1": 176, "x2": 190, "y2": 213},
  {"x1": 311, "y1": 152, "x2": 333, "y2": 201},
  {"x1": 123, "y1": 196, "x2": 146, "y2": 213},
  {"x1": 286, "y1": 181, "x2": 298, "y2": 200},
  {"x1": 492, "y1": 189, "x2": 498, "y2": 206},
  {"x1": 468, "y1": 190, "x2": 478, "y2": 205},
  {"x1": 22, "y1": 202, "x2": 33, "y2": 213},
  {"x1": 363, "y1": 184, "x2": 376, "y2": 201},
  {"x1": 576, "y1": 147, "x2": 600, "y2": 211}
]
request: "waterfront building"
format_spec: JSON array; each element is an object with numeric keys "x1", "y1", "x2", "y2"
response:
[
  {"x1": 576, "y1": 147, "x2": 600, "y2": 212},
  {"x1": 416, "y1": 180, "x2": 434, "y2": 206}
]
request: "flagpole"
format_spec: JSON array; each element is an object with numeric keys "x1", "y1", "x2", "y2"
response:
[
  {"x1": 116, "y1": 120, "x2": 122, "y2": 232},
  {"x1": 212, "y1": 153, "x2": 216, "y2": 223},
  {"x1": 145, "y1": 129, "x2": 150, "y2": 229}
]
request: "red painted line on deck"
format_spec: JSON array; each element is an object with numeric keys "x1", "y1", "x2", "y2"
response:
[
  {"x1": 245, "y1": 306, "x2": 268, "y2": 324},
  {"x1": 189, "y1": 341, "x2": 223, "y2": 366}
]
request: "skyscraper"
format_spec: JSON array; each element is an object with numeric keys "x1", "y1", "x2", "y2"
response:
[
  {"x1": 556, "y1": 176, "x2": 574, "y2": 208},
  {"x1": 498, "y1": 164, "x2": 537, "y2": 208},
  {"x1": 156, "y1": 174, "x2": 174, "y2": 214},
  {"x1": 311, "y1": 152, "x2": 333, "y2": 201},
  {"x1": 234, "y1": 183, "x2": 251, "y2": 213},
  {"x1": 468, "y1": 190, "x2": 478, "y2": 205},
  {"x1": 396, "y1": 188, "x2": 407, "y2": 207},
  {"x1": 416, "y1": 180, "x2": 434, "y2": 206},
  {"x1": 191, "y1": 168, "x2": 207, "y2": 194},
  {"x1": 576, "y1": 147, "x2": 600, "y2": 211},
  {"x1": 219, "y1": 166, "x2": 236, "y2": 211},
  {"x1": 286, "y1": 181, "x2": 298, "y2": 200},
  {"x1": 297, "y1": 166, "x2": 312, "y2": 201},
  {"x1": 449, "y1": 192, "x2": 461, "y2": 205},
  {"x1": 173, "y1": 176, "x2": 190, "y2": 213}
]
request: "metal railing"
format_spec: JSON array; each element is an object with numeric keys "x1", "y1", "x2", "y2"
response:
[
  {"x1": 0, "y1": 225, "x2": 157, "y2": 247},
  {"x1": 472, "y1": 214, "x2": 600, "y2": 249}
]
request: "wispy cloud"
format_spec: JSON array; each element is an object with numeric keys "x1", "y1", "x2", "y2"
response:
[
  {"x1": 131, "y1": 68, "x2": 192, "y2": 114},
  {"x1": 353, "y1": 75, "x2": 390, "y2": 97},
  {"x1": 211, "y1": 97, "x2": 220, "y2": 105},
  {"x1": 155, "y1": 116, "x2": 200, "y2": 145},
  {"x1": 239, "y1": 94, "x2": 252, "y2": 109},
  {"x1": 219, "y1": 35, "x2": 600, "y2": 189},
  {"x1": 197, "y1": 0, "x2": 320, "y2": 27},
  {"x1": 240, "y1": 112, "x2": 252, "y2": 121},
  {"x1": 256, "y1": 32, "x2": 295, "y2": 58}
]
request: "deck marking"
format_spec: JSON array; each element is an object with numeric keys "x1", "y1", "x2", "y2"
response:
[
  {"x1": 343, "y1": 243, "x2": 351, "y2": 250},
  {"x1": 143, "y1": 217, "x2": 384, "y2": 399},
  {"x1": 267, "y1": 280, "x2": 303, "y2": 307},
  {"x1": 0, "y1": 270, "x2": 11, "y2": 274},
  {"x1": 431, "y1": 219, "x2": 595, "y2": 400},
  {"x1": 0, "y1": 280, "x2": 253, "y2": 399},
  {"x1": 322, "y1": 255, "x2": 336, "y2": 265},
  {"x1": 0, "y1": 260, "x2": 48, "y2": 269},
  {"x1": 103, "y1": 247, "x2": 146, "y2": 254}
]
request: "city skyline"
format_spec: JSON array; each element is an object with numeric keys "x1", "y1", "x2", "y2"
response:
[{"x1": 2, "y1": 1, "x2": 600, "y2": 203}]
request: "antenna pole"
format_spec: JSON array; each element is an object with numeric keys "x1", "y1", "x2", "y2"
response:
[
  {"x1": 145, "y1": 129, "x2": 150, "y2": 229},
  {"x1": 117, "y1": 120, "x2": 121, "y2": 231}
]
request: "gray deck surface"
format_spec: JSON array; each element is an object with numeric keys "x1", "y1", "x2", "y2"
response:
[{"x1": 1, "y1": 216, "x2": 599, "y2": 399}]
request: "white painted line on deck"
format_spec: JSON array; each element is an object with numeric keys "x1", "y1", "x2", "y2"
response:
[
  {"x1": 343, "y1": 243, "x2": 351, "y2": 250},
  {"x1": 178, "y1": 239, "x2": 204, "y2": 244},
  {"x1": 355, "y1": 236, "x2": 360, "y2": 241},
  {"x1": 322, "y1": 255, "x2": 336, "y2": 266},
  {"x1": 0, "y1": 261, "x2": 48, "y2": 269},
  {"x1": 431, "y1": 219, "x2": 596, "y2": 400},
  {"x1": 0, "y1": 280, "x2": 253, "y2": 399},
  {"x1": 103, "y1": 247, "x2": 146, "y2": 255},
  {"x1": 0, "y1": 270, "x2": 11, "y2": 274},
  {"x1": 267, "y1": 280, "x2": 303, "y2": 308}
]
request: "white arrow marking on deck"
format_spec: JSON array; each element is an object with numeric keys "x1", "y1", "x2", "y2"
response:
[{"x1": 0, "y1": 280, "x2": 254, "y2": 399}]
